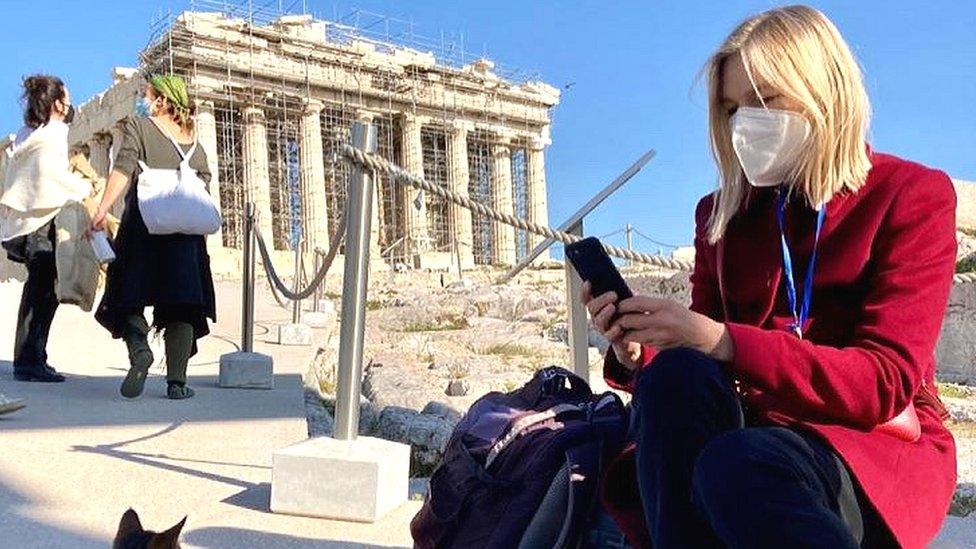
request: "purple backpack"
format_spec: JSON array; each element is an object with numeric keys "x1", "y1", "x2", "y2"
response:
[{"x1": 411, "y1": 366, "x2": 629, "y2": 549}]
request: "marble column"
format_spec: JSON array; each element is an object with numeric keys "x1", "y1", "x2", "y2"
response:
[
  {"x1": 299, "y1": 99, "x2": 329, "y2": 252},
  {"x1": 449, "y1": 120, "x2": 475, "y2": 268},
  {"x1": 399, "y1": 113, "x2": 429, "y2": 256},
  {"x1": 87, "y1": 133, "x2": 111, "y2": 179},
  {"x1": 491, "y1": 137, "x2": 517, "y2": 266},
  {"x1": 195, "y1": 100, "x2": 223, "y2": 247},
  {"x1": 242, "y1": 106, "x2": 274, "y2": 244},
  {"x1": 526, "y1": 134, "x2": 551, "y2": 260}
]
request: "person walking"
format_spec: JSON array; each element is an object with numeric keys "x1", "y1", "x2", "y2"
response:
[
  {"x1": 91, "y1": 75, "x2": 216, "y2": 400},
  {"x1": 585, "y1": 5, "x2": 956, "y2": 548},
  {"x1": 1, "y1": 75, "x2": 89, "y2": 383}
]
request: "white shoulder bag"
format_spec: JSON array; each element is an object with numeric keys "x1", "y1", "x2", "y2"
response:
[{"x1": 137, "y1": 120, "x2": 221, "y2": 235}]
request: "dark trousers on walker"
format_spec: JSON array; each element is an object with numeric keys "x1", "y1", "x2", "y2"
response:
[
  {"x1": 12, "y1": 240, "x2": 58, "y2": 371},
  {"x1": 631, "y1": 347, "x2": 895, "y2": 548}
]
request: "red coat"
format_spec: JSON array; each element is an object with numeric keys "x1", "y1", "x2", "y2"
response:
[{"x1": 600, "y1": 151, "x2": 957, "y2": 549}]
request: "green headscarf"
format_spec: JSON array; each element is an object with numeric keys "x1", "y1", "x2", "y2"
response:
[{"x1": 149, "y1": 75, "x2": 190, "y2": 115}]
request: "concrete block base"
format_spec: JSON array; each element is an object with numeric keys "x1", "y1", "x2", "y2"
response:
[
  {"x1": 271, "y1": 436, "x2": 410, "y2": 522},
  {"x1": 219, "y1": 351, "x2": 274, "y2": 389},
  {"x1": 309, "y1": 299, "x2": 336, "y2": 314},
  {"x1": 303, "y1": 311, "x2": 336, "y2": 328},
  {"x1": 412, "y1": 252, "x2": 455, "y2": 271},
  {"x1": 275, "y1": 323, "x2": 313, "y2": 346}
]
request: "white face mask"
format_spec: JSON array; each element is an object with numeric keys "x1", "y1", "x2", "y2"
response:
[{"x1": 730, "y1": 106, "x2": 810, "y2": 187}]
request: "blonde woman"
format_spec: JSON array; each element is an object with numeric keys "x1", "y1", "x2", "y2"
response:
[
  {"x1": 91, "y1": 76, "x2": 215, "y2": 401},
  {"x1": 584, "y1": 5, "x2": 955, "y2": 548}
]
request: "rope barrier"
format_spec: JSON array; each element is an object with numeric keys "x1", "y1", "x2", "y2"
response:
[
  {"x1": 338, "y1": 144, "x2": 976, "y2": 286},
  {"x1": 954, "y1": 272, "x2": 976, "y2": 284},
  {"x1": 252, "y1": 211, "x2": 346, "y2": 301},
  {"x1": 339, "y1": 145, "x2": 696, "y2": 272}
]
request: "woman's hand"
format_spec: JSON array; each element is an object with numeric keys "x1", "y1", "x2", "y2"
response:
[
  {"x1": 89, "y1": 207, "x2": 109, "y2": 237},
  {"x1": 581, "y1": 281, "x2": 643, "y2": 371},
  {"x1": 613, "y1": 296, "x2": 734, "y2": 362}
]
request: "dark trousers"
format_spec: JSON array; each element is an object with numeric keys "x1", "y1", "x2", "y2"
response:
[
  {"x1": 13, "y1": 246, "x2": 59, "y2": 371},
  {"x1": 631, "y1": 347, "x2": 895, "y2": 548},
  {"x1": 121, "y1": 312, "x2": 194, "y2": 385}
]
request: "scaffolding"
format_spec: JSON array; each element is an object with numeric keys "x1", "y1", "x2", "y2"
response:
[
  {"x1": 511, "y1": 145, "x2": 529, "y2": 261},
  {"x1": 83, "y1": 0, "x2": 557, "y2": 266},
  {"x1": 420, "y1": 124, "x2": 451, "y2": 252},
  {"x1": 467, "y1": 130, "x2": 493, "y2": 265}
]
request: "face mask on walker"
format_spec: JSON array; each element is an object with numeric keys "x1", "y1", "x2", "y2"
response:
[{"x1": 730, "y1": 106, "x2": 810, "y2": 187}]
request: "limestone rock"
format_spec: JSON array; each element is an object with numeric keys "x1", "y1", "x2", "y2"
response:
[
  {"x1": 375, "y1": 405, "x2": 455, "y2": 474},
  {"x1": 310, "y1": 393, "x2": 378, "y2": 437},
  {"x1": 421, "y1": 401, "x2": 463, "y2": 425},
  {"x1": 304, "y1": 388, "x2": 335, "y2": 438},
  {"x1": 362, "y1": 360, "x2": 432, "y2": 411},
  {"x1": 547, "y1": 322, "x2": 568, "y2": 343},
  {"x1": 937, "y1": 283, "x2": 976, "y2": 384},
  {"x1": 945, "y1": 397, "x2": 976, "y2": 423},
  {"x1": 446, "y1": 379, "x2": 470, "y2": 397},
  {"x1": 951, "y1": 484, "x2": 976, "y2": 517}
]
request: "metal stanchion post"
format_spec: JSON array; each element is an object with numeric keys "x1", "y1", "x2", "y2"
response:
[
  {"x1": 625, "y1": 223, "x2": 634, "y2": 267},
  {"x1": 334, "y1": 122, "x2": 377, "y2": 441},
  {"x1": 565, "y1": 220, "x2": 589, "y2": 378},
  {"x1": 291, "y1": 239, "x2": 302, "y2": 324},
  {"x1": 242, "y1": 202, "x2": 256, "y2": 353},
  {"x1": 313, "y1": 250, "x2": 323, "y2": 312},
  {"x1": 220, "y1": 202, "x2": 272, "y2": 390}
]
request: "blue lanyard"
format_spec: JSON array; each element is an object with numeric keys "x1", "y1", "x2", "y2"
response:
[{"x1": 775, "y1": 188, "x2": 826, "y2": 339}]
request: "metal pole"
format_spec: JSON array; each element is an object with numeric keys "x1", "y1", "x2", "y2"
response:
[
  {"x1": 454, "y1": 238, "x2": 464, "y2": 281},
  {"x1": 565, "y1": 220, "x2": 589, "y2": 378},
  {"x1": 291, "y1": 240, "x2": 302, "y2": 324},
  {"x1": 313, "y1": 249, "x2": 323, "y2": 312},
  {"x1": 500, "y1": 149, "x2": 656, "y2": 283},
  {"x1": 625, "y1": 223, "x2": 634, "y2": 267},
  {"x1": 334, "y1": 122, "x2": 377, "y2": 441},
  {"x1": 242, "y1": 203, "x2": 256, "y2": 353}
]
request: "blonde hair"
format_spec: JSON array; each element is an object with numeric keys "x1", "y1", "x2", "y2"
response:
[{"x1": 704, "y1": 5, "x2": 872, "y2": 243}]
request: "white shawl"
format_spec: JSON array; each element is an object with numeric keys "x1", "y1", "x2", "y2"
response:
[{"x1": 0, "y1": 121, "x2": 90, "y2": 241}]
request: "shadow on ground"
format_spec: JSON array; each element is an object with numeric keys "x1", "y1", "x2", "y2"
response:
[
  {"x1": 0, "y1": 363, "x2": 306, "y2": 431},
  {"x1": 0, "y1": 474, "x2": 105, "y2": 548},
  {"x1": 68, "y1": 422, "x2": 269, "y2": 496},
  {"x1": 185, "y1": 527, "x2": 410, "y2": 549}
]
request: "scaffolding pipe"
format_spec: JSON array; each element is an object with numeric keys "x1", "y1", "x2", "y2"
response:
[{"x1": 334, "y1": 122, "x2": 377, "y2": 441}]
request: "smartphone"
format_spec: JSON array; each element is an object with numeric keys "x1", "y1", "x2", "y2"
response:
[{"x1": 565, "y1": 237, "x2": 633, "y2": 301}]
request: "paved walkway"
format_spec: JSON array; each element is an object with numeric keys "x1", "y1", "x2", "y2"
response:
[
  {"x1": 0, "y1": 279, "x2": 419, "y2": 548},
  {"x1": 0, "y1": 276, "x2": 973, "y2": 547}
]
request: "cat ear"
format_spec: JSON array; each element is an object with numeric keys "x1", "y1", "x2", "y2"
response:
[
  {"x1": 154, "y1": 516, "x2": 186, "y2": 546},
  {"x1": 115, "y1": 508, "x2": 144, "y2": 538}
]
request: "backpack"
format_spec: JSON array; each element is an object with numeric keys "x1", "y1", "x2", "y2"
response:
[
  {"x1": 136, "y1": 120, "x2": 221, "y2": 236},
  {"x1": 411, "y1": 366, "x2": 629, "y2": 549}
]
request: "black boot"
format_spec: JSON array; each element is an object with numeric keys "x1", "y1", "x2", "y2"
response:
[
  {"x1": 13, "y1": 364, "x2": 65, "y2": 383},
  {"x1": 120, "y1": 314, "x2": 154, "y2": 399},
  {"x1": 164, "y1": 322, "x2": 194, "y2": 400}
]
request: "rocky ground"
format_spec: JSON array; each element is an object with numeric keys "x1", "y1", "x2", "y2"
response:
[{"x1": 301, "y1": 263, "x2": 976, "y2": 521}]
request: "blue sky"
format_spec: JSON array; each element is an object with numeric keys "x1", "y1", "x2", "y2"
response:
[{"x1": 0, "y1": 1, "x2": 972, "y2": 252}]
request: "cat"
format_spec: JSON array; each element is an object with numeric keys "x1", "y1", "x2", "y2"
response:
[{"x1": 112, "y1": 508, "x2": 186, "y2": 549}]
